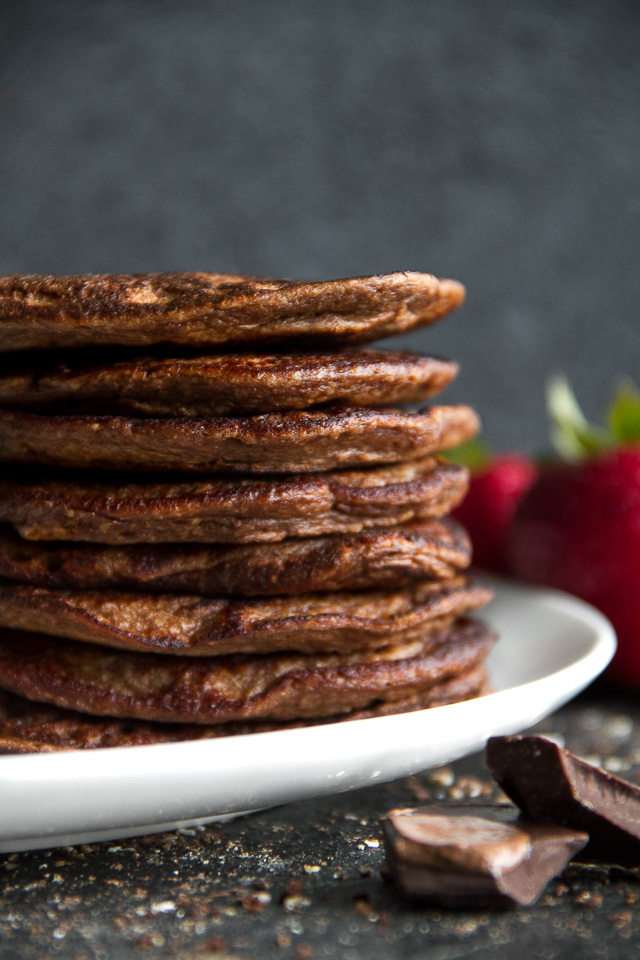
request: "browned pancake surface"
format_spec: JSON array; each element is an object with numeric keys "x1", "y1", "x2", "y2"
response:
[
  {"x1": 0, "y1": 351, "x2": 458, "y2": 416},
  {"x1": 0, "y1": 458, "x2": 468, "y2": 543},
  {"x1": 0, "y1": 618, "x2": 495, "y2": 723},
  {"x1": 0, "y1": 405, "x2": 478, "y2": 474},
  {"x1": 0, "y1": 519, "x2": 471, "y2": 594},
  {"x1": 0, "y1": 667, "x2": 488, "y2": 753},
  {"x1": 0, "y1": 273, "x2": 464, "y2": 352},
  {"x1": 0, "y1": 576, "x2": 492, "y2": 655}
]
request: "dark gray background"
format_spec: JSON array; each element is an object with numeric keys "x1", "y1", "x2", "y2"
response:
[{"x1": 0, "y1": 0, "x2": 638, "y2": 451}]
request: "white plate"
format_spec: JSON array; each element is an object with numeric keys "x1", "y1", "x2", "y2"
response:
[{"x1": 0, "y1": 578, "x2": 615, "y2": 852}]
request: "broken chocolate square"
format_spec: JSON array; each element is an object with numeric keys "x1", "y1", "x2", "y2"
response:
[
  {"x1": 486, "y1": 735, "x2": 640, "y2": 867},
  {"x1": 381, "y1": 803, "x2": 587, "y2": 908}
]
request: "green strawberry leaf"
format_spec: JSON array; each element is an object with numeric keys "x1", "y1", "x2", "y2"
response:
[
  {"x1": 446, "y1": 437, "x2": 491, "y2": 470},
  {"x1": 547, "y1": 376, "x2": 611, "y2": 461},
  {"x1": 607, "y1": 381, "x2": 640, "y2": 444}
]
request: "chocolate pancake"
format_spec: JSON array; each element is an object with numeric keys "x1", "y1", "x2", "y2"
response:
[
  {"x1": 0, "y1": 519, "x2": 471, "y2": 595},
  {"x1": 0, "y1": 458, "x2": 468, "y2": 543},
  {"x1": 0, "y1": 618, "x2": 495, "y2": 723},
  {"x1": 0, "y1": 272, "x2": 465, "y2": 352},
  {"x1": 0, "y1": 350, "x2": 458, "y2": 417},
  {"x1": 0, "y1": 576, "x2": 492, "y2": 655},
  {"x1": 0, "y1": 405, "x2": 478, "y2": 474},
  {"x1": 0, "y1": 666, "x2": 489, "y2": 753}
]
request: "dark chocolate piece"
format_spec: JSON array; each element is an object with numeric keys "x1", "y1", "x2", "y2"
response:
[
  {"x1": 486, "y1": 735, "x2": 640, "y2": 867},
  {"x1": 381, "y1": 803, "x2": 587, "y2": 908}
]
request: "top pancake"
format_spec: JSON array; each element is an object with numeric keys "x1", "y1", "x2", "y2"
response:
[
  {"x1": 0, "y1": 350, "x2": 457, "y2": 417},
  {"x1": 0, "y1": 272, "x2": 465, "y2": 352}
]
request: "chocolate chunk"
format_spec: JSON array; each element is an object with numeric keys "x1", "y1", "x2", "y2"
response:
[
  {"x1": 486, "y1": 735, "x2": 640, "y2": 867},
  {"x1": 381, "y1": 804, "x2": 587, "y2": 908}
]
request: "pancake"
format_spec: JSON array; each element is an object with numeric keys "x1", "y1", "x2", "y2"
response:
[
  {"x1": 0, "y1": 405, "x2": 478, "y2": 474},
  {"x1": 0, "y1": 576, "x2": 492, "y2": 655},
  {"x1": 0, "y1": 519, "x2": 471, "y2": 595},
  {"x1": 0, "y1": 666, "x2": 488, "y2": 753},
  {"x1": 0, "y1": 272, "x2": 465, "y2": 352},
  {"x1": 0, "y1": 458, "x2": 468, "y2": 543},
  {"x1": 0, "y1": 618, "x2": 495, "y2": 723},
  {"x1": 0, "y1": 350, "x2": 458, "y2": 417}
]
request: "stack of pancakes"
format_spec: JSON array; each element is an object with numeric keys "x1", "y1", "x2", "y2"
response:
[{"x1": 0, "y1": 272, "x2": 495, "y2": 753}]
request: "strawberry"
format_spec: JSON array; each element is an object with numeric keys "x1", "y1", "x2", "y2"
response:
[
  {"x1": 449, "y1": 441, "x2": 537, "y2": 573},
  {"x1": 508, "y1": 378, "x2": 640, "y2": 686}
]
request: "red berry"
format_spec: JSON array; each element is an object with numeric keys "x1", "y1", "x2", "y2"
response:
[
  {"x1": 508, "y1": 447, "x2": 640, "y2": 686},
  {"x1": 452, "y1": 454, "x2": 537, "y2": 573}
]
